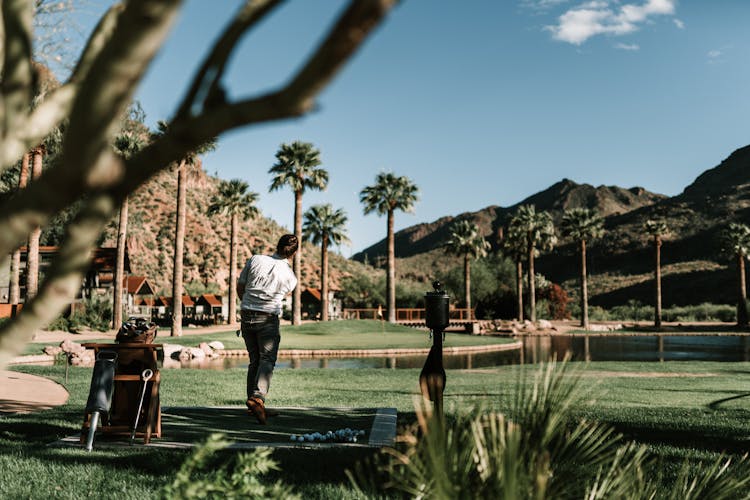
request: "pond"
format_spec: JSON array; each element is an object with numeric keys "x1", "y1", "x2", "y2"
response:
[{"x1": 163, "y1": 334, "x2": 750, "y2": 370}]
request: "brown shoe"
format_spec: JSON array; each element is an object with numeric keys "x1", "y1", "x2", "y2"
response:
[{"x1": 246, "y1": 397, "x2": 267, "y2": 424}]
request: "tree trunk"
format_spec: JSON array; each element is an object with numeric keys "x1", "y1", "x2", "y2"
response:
[
  {"x1": 292, "y1": 190, "x2": 302, "y2": 325},
  {"x1": 654, "y1": 235, "x2": 662, "y2": 328},
  {"x1": 228, "y1": 211, "x2": 239, "y2": 325},
  {"x1": 516, "y1": 258, "x2": 523, "y2": 322},
  {"x1": 113, "y1": 197, "x2": 128, "y2": 329},
  {"x1": 25, "y1": 148, "x2": 43, "y2": 300},
  {"x1": 737, "y1": 253, "x2": 748, "y2": 327},
  {"x1": 171, "y1": 160, "x2": 187, "y2": 337},
  {"x1": 321, "y1": 234, "x2": 329, "y2": 321},
  {"x1": 580, "y1": 239, "x2": 588, "y2": 329},
  {"x1": 10, "y1": 152, "x2": 30, "y2": 305},
  {"x1": 386, "y1": 209, "x2": 396, "y2": 323},
  {"x1": 527, "y1": 233, "x2": 536, "y2": 322},
  {"x1": 464, "y1": 253, "x2": 471, "y2": 319}
]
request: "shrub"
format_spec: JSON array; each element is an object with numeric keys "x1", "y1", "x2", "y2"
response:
[
  {"x1": 349, "y1": 361, "x2": 750, "y2": 499},
  {"x1": 160, "y1": 434, "x2": 298, "y2": 500},
  {"x1": 69, "y1": 295, "x2": 113, "y2": 332}
]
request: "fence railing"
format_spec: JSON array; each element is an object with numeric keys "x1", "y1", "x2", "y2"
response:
[{"x1": 342, "y1": 307, "x2": 474, "y2": 321}]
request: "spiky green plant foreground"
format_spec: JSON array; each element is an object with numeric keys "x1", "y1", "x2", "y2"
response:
[
  {"x1": 349, "y1": 361, "x2": 750, "y2": 499},
  {"x1": 159, "y1": 434, "x2": 298, "y2": 500}
]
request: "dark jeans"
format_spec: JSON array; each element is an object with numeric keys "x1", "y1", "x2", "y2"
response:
[{"x1": 240, "y1": 311, "x2": 280, "y2": 402}]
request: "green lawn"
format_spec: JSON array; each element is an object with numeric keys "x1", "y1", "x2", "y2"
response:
[
  {"x1": 1, "y1": 360, "x2": 749, "y2": 498},
  {"x1": 24, "y1": 320, "x2": 514, "y2": 355}
]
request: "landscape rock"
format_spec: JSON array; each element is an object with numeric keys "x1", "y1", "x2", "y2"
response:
[
  {"x1": 59, "y1": 339, "x2": 86, "y2": 355},
  {"x1": 207, "y1": 341, "x2": 225, "y2": 351},
  {"x1": 198, "y1": 342, "x2": 213, "y2": 356},
  {"x1": 537, "y1": 319, "x2": 553, "y2": 329},
  {"x1": 163, "y1": 343, "x2": 184, "y2": 359},
  {"x1": 43, "y1": 346, "x2": 63, "y2": 356}
]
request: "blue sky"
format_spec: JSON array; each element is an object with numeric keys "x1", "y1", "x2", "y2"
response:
[{"x1": 76, "y1": 1, "x2": 750, "y2": 255}]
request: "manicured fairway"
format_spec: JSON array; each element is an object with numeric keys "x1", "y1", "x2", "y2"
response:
[{"x1": 1, "y1": 360, "x2": 748, "y2": 499}]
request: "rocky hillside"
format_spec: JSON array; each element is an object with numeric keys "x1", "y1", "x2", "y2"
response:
[
  {"x1": 354, "y1": 144, "x2": 750, "y2": 308},
  {"x1": 353, "y1": 179, "x2": 665, "y2": 262},
  {"x1": 99, "y1": 165, "x2": 376, "y2": 295}
]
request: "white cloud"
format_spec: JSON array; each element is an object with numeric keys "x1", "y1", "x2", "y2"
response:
[
  {"x1": 615, "y1": 42, "x2": 640, "y2": 51},
  {"x1": 546, "y1": 0, "x2": 678, "y2": 45},
  {"x1": 521, "y1": 0, "x2": 570, "y2": 11},
  {"x1": 707, "y1": 49, "x2": 722, "y2": 59},
  {"x1": 673, "y1": 19, "x2": 685, "y2": 29}
]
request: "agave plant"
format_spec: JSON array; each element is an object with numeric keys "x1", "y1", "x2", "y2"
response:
[{"x1": 349, "y1": 361, "x2": 750, "y2": 499}]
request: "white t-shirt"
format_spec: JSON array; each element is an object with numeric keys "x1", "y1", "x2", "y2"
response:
[{"x1": 237, "y1": 254, "x2": 297, "y2": 315}]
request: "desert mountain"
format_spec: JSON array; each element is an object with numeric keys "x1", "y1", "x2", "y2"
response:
[
  {"x1": 354, "y1": 144, "x2": 750, "y2": 308},
  {"x1": 353, "y1": 179, "x2": 665, "y2": 261}
]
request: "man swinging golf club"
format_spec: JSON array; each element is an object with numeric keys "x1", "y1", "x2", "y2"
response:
[{"x1": 237, "y1": 234, "x2": 298, "y2": 424}]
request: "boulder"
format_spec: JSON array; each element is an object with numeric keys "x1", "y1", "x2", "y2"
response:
[
  {"x1": 207, "y1": 341, "x2": 225, "y2": 351},
  {"x1": 537, "y1": 319, "x2": 553, "y2": 329},
  {"x1": 163, "y1": 343, "x2": 184, "y2": 359},
  {"x1": 44, "y1": 346, "x2": 63, "y2": 356},
  {"x1": 189, "y1": 347, "x2": 206, "y2": 360},
  {"x1": 59, "y1": 339, "x2": 85, "y2": 354},
  {"x1": 198, "y1": 342, "x2": 213, "y2": 356}
]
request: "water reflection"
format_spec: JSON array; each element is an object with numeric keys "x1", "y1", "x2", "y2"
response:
[
  {"x1": 160, "y1": 335, "x2": 750, "y2": 370},
  {"x1": 522, "y1": 335, "x2": 750, "y2": 362}
]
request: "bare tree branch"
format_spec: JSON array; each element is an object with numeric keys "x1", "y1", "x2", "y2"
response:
[
  {"x1": 0, "y1": 0, "x2": 181, "y2": 259},
  {"x1": 0, "y1": 192, "x2": 117, "y2": 367},
  {"x1": 1, "y1": 0, "x2": 35, "y2": 132},
  {"x1": 0, "y1": 4, "x2": 123, "y2": 169},
  {"x1": 0, "y1": 0, "x2": 398, "y2": 368},
  {"x1": 176, "y1": 0, "x2": 283, "y2": 119}
]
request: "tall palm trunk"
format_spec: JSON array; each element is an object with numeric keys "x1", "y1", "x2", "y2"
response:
[
  {"x1": 580, "y1": 239, "x2": 588, "y2": 329},
  {"x1": 516, "y1": 258, "x2": 523, "y2": 322},
  {"x1": 464, "y1": 253, "x2": 471, "y2": 319},
  {"x1": 113, "y1": 197, "x2": 128, "y2": 329},
  {"x1": 228, "y1": 211, "x2": 239, "y2": 325},
  {"x1": 321, "y1": 233, "x2": 329, "y2": 321},
  {"x1": 10, "y1": 152, "x2": 30, "y2": 304},
  {"x1": 527, "y1": 232, "x2": 536, "y2": 322},
  {"x1": 171, "y1": 160, "x2": 187, "y2": 337},
  {"x1": 737, "y1": 253, "x2": 748, "y2": 327},
  {"x1": 386, "y1": 209, "x2": 396, "y2": 323},
  {"x1": 292, "y1": 190, "x2": 302, "y2": 325},
  {"x1": 654, "y1": 235, "x2": 662, "y2": 328},
  {"x1": 25, "y1": 148, "x2": 43, "y2": 300}
]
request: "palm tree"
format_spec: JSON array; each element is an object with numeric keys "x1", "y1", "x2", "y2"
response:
[
  {"x1": 508, "y1": 205, "x2": 556, "y2": 322},
  {"x1": 721, "y1": 222, "x2": 750, "y2": 327},
  {"x1": 644, "y1": 219, "x2": 669, "y2": 328},
  {"x1": 444, "y1": 220, "x2": 490, "y2": 318},
  {"x1": 302, "y1": 204, "x2": 349, "y2": 321},
  {"x1": 360, "y1": 172, "x2": 419, "y2": 323},
  {"x1": 207, "y1": 179, "x2": 259, "y2": 325},
  {"x1": 111, "y1": 131, "x2": 145, "y2": 329},
  {"x1": 562, "y1": 208, "x2": 604, "y2": 329},
  {"x1": 155, "y1": 121, "x2": 216, "y2": 337},
  {"x1": 269, "y1": 141, "x2": 328, "y2": 325},
  {"x1": 25, "y1": 146, "x2": 45, "y2": 300},
  {"x1": 9, "y1": 152, "x2": 31, "y2": 305},
  {"x1": 502, "y1": 224, "x2": 526, "y2": 322}
]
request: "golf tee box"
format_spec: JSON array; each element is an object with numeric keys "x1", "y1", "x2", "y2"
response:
[{"x1": 80, "y1": 343, "x2": 163, "y2": 444}]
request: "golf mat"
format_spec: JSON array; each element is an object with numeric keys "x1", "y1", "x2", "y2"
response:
[{"x1": 51, "y1": 406, "x2": 397, "y2": 450}]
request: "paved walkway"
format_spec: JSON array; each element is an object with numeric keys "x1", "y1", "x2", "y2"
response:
[{"x1": 0, "y1": 370, "x2": 69, "y2": 415}]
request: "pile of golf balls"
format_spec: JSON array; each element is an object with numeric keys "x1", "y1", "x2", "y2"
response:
[{"x1": 290, "y1": 428, "x2": 366, "y2": 443}]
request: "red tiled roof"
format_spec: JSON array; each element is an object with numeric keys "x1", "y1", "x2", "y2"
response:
[
  {"x1": 181, "y1": 295, "x2": 194, "y2": 306},
  {"x1": 201, "y1": 294, "x2": 222, "y2": 307},
  {"x1": 124, "y1": 276, "x2": 151, "y2": 294},
  {"x1": 134, "y1": 296, "x2": 156, "y2": 306},
  {"x1": 306, "y1": 288, "x2": 322, "y2": 301}
]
